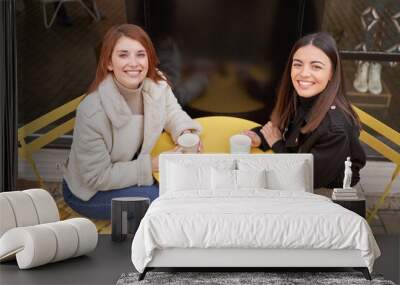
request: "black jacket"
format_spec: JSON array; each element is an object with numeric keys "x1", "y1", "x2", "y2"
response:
[{"x1": 252, "y1": 99, "x2": 366, "y2": 189}]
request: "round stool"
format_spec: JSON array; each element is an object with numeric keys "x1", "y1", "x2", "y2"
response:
[{"x1": 111, "y1": 197, "x2": 149, "y2": 242}]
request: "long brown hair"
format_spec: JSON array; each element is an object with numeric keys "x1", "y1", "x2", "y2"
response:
[
  {"x1": 271, "y1": 32, "x2": 360, "y2": 133},
  {"x1": 87, "y1": 24, "x2": 164, "y2": 93}
]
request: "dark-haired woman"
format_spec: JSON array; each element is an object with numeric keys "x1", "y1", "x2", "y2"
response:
[
  {"x1": 242, "y1": 32, "x2": 366, "y2": 189},
  {"x1": 63, "y1": 24, "x2": 201, "y2": 219}
]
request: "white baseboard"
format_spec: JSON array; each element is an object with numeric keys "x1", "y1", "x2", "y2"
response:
[{"x1": 18, "y1": 149, "x2": 70, "y2": 182}]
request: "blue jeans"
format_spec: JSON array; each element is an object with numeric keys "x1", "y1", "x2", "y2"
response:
[{"x1": 62, "y1": 180, "x2": 159, "y2": 220}]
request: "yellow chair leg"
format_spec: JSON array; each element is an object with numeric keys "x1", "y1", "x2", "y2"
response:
[{"x1": 26, "y1": 154, "x2": 46, "y2": 189}]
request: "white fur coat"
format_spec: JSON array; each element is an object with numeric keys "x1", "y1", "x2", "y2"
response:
[{"x1": 63, "y1": 75, "x2": 201, "y2": 201}]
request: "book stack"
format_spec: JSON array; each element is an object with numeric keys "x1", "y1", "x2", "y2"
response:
[{"x1": 332, "y1": 188, "x2": 358, "y2": 200}]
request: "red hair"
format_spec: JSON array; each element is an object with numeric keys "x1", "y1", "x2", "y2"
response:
[{"x1": 87, "y1": 24, "x2": 164, "y2": 93}]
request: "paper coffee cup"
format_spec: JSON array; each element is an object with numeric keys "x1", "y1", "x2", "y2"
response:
[
  {"x1": 177, "y1": 133, "x2": 200, "y2": 153},
  {"x1": 230, "y1": 134, "x2": 251, "y2": 154}
]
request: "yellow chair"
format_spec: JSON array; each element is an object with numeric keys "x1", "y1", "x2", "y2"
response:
[
  {"x1": 353, "y1": 106, "x2": 400, "y2": 222},
  {"x1": 151, "y1": 116, "x2": 267, "y2": 181},
  {"x1": 18, "y1": 95, "x2": 85, "y2": 188}
]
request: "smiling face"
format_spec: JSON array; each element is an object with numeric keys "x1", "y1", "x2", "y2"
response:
[
  {"x1": 108, "y1": 36, "x2": 149, "y2": 89},
  {"x1": 290, "y1": 44, "x2": 333, "y2": 98}
]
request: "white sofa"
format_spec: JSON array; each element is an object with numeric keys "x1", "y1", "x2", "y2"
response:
[{"x1": 0, "y1": 189, "x2": 98, "y2": 269}]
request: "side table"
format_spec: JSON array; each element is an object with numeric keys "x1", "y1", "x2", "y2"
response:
[
  {"x1": 111, "y1": 197, "x2": 149, "y2": 242},
  {"x1": 332, "y1": 192, "x2": 366, "y2": 218}
]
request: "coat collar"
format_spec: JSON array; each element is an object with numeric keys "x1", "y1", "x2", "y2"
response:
[{"x1": 98, "y1": 74, "x2": 165, "y2": 128}]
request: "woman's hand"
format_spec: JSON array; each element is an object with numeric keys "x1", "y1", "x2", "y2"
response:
[
  {"x1": 180, "y1": 129, "x2": 192, "y2": 135},
  {"x1": 179, "y1": 129, "x2": 203, "y2": 153},
  {"x1": 151, "y1": 155, "x2": 159, "y2": 172},
  {"x1": 167, "y1": 145, "x2": 184, "y2": 154},
  {"x1": 260, "y1": 121, "x2": 282, "y2": 147},
  {"x1": 197, "y1": 139, "x2": 204, "y2": 153},
  {"x1": 241, "y1": 130, "x2": 261, "y2": 148}
]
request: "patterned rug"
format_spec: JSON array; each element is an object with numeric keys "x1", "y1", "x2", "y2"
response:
[{"x1": 116, "y1": 271, "x2": 395, "y2": 285}]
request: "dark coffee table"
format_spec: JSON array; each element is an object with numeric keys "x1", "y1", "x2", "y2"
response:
[{"x1": 112, "y1": 197, "x2": 149, "y2": 242}]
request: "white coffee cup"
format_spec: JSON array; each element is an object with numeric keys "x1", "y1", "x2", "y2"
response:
[
  {"x1": 230, "y1": 134, "x2": 251, "y2": 154},
  {"x1": 177, "y1": 133, "x2": 200, "y2": 153}
]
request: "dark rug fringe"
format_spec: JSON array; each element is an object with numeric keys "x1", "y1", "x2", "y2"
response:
[{"x1": 116, "y1": 271, "x2": 395, "y2": 285}]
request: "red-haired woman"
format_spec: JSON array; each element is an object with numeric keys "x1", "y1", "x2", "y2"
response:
[
  {"x1": 243, "y1": 32, "x2": 366, "y2": 190},
  {"x1": 63, "y1": 24, "x2": 201, "y2": 219}
]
